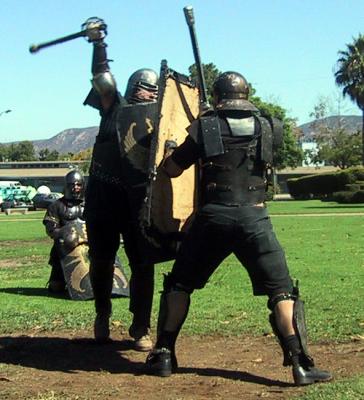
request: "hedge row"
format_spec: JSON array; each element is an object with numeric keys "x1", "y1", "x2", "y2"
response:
[
  {"x1": 287, "y1": 167, "x2": 364, "y2": 200},
  {"x1": 331, "y1": 190, "x2": 364, "y2": 203}
]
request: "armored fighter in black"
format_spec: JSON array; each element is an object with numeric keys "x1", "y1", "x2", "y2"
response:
[
  {"x1": 145, "y1": 71, "x2": 332, "y2": 386},
  {"x1": 43, "y1": 170, "x2": 85, "y2": 293},
  {"x1": 83, "y1": 23, "x2": 158, "y2": 351}
]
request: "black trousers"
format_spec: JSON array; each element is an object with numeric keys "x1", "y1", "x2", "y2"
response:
[
  {"x1": 170, "y1": 203, "x2": 293, "y2": 297},
  {"x1": 48, "y1": 244, "x2": 66, "y2": 284},
  {"x1": 84, "y1": 176, "x2": 154, "y2": 327}
]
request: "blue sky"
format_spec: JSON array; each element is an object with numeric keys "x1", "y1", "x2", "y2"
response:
[{"x1": 1, "y1": 0, "x2": 363, "y2": 143}]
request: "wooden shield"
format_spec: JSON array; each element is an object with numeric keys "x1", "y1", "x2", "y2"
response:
[
  {"x1": 142, "y1": 62, "x2": 200, "y2": 255},
  {"x1": 61, "y1": 244, "x2": 130, "y2": 300},
  {"x1": 61, "y1": 244, "x2": 93, "y2": 300}
]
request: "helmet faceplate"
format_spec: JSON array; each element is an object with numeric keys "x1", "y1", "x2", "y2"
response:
[
  {"x1": 124, "y1": 69, "x2": 159, "y2": 104},
  {"x1": 64, "y1": 170, "x2": 85, "y2": 201}
]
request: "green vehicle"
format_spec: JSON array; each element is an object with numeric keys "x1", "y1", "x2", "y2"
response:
[{"x1": 0, "y1": 181, "x2": 37, "y2": 210}]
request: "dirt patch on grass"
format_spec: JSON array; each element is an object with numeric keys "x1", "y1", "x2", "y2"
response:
[
  {"x1": 0, "y1": 239, "x2": 49, "y2": 247},
  {"x1": 0, "y1": 255, "x2": 46, "y2": 268},
  {"x1": 0, "y1": 331, "x2": 363, "y2": 400}
]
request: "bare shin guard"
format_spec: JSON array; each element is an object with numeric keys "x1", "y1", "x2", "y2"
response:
[
  {"x1": 268, "y1": 287, "x2": 314, "y2": 367},
  {"x1": 269, "y1": 311, "x2": 292, "y2": 366}
]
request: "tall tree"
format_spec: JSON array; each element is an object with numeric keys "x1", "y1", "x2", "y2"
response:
[
  {"x1": 38, "y1": 148, "x2": 60, "y2": 161},
  {"x1": 72, "y1": 148, "x2": 93, "y2": 174},
  {"x1": 0, "y1": 144, "x2": 9, "y2": 162},
  {"x1": 335, "y1": 34, "x2": 364, "y2": 165},
  {"x1": 7, "y1": 141, "x2": 36, "y2": 161},
  {"x1": 188, "y1": 63, "x2": 221, "y2": 103}
]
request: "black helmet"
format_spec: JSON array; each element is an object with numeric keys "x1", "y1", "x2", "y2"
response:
[
  {"x1": 124, "y1": 68, "x2": 158, "y2": 104},
  {"x1": 212, "y1": 71, "x2": 258, "y2": 112},
  {"x1": 64, "y1": 170, "x2": 85, "y2": 201}
]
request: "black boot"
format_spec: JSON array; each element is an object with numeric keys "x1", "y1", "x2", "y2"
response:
[
  {"x1": 292, "y1": 355, "x2": 332, "y2": 386},
  {"x1": 145, "y1": 347, "x2": 178, "y2": 377},
  {"x1": 145, "y1": 330, "x2": 179, "y2": 377},
  {"x1": 284, "y1": 335, "x2": 332, "y2": 385}
]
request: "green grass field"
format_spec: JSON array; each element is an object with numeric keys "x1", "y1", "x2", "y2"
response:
[{"x1": 0, "y1": 201, "x2": 363, "y2": 399}]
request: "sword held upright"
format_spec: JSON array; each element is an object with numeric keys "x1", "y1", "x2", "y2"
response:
[{"x1": 183, "y1": 6, "x2": 210, "y2": 112}]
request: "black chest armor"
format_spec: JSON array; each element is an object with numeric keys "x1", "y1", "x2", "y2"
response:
[
  {"x1": 56, "y1": 199, "x2": 84, "y2": 227},
  {"x1": 200, "y1": 114, "x2": 268, "y2": 206}
]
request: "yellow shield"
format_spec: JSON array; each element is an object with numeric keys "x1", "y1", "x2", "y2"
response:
[{"x1": 142, "y1": 63, "x2": 200, "y2": 258}]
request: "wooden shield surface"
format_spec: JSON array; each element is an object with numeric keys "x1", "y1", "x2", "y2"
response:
[
  {"x1": 61, "y1": 244, "x2": 130, "y2": 300},
  {"x1": 145, "y1": 65, "x2": 200, "y2": 239},
  {"x1": 61, "y1": 244, "x2": 94, "y2": 300}
]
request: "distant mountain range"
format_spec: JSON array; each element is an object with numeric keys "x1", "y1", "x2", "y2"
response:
[
  {"x1": 11, "y1": 115, "x2": 364, "y2": 155},
  {"x1": 32, "y1": 126, "x2": 99, "y2": 154},
  {"x1": 299, "y1": 115, "x2": 362, "y2": 141}
]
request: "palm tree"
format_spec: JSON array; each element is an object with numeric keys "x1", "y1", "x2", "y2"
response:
[{"x1": 335, "y1": 34, "x2": 364, "y2": 165}]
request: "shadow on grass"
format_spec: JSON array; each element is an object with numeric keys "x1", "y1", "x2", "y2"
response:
[
  {"x1": 0, "y1": 335, "x2": 291, "y2": 386},
  {"x1": 0, "y1": 287, "x2": 68, "y2": 298},
  {"x1": 0, "y1": 287, "x2": 128, "y2": 300}
]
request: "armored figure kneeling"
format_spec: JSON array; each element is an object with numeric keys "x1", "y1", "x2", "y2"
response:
[
  {"x1": 43, "y1": 170, "x2": 129, "y2": 301},
  {"x1": 43, "y1": 170, "x2": 86, "y2": 294}
]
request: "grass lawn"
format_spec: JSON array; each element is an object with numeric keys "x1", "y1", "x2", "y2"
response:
[
  {"x1": 1, "y1": 204, "x2": 363, "y2": 338},
  {"x1": 268, "y1": 199, "x2": 364, "y2": 214},
  {"x1": 0, "y1": 201, "x2": 363, "y2": 399}
]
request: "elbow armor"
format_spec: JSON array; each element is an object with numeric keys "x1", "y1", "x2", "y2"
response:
[{"x1": 92, "y1": 71, "x2": 116, "y2": 97}]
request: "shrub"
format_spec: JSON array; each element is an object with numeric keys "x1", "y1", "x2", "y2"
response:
[
  {"x1": 352, "y1": 190, "x2": 364, "y2": 202},
  {"x1": 331, "y1": 191, "x2": 355, "y2": 203},
  {"x1": 344, "y1": 184, "x2": 363, "y2": 192},
  {"x1": 265, "y1": 183, "x2": 280, "y2": 201},
  {"x1": 287, "y1": 167, "x2": 364, "y2": 199},
  {"x1": 331, "y1": 190, "x2": 364, "y2": 203}
]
